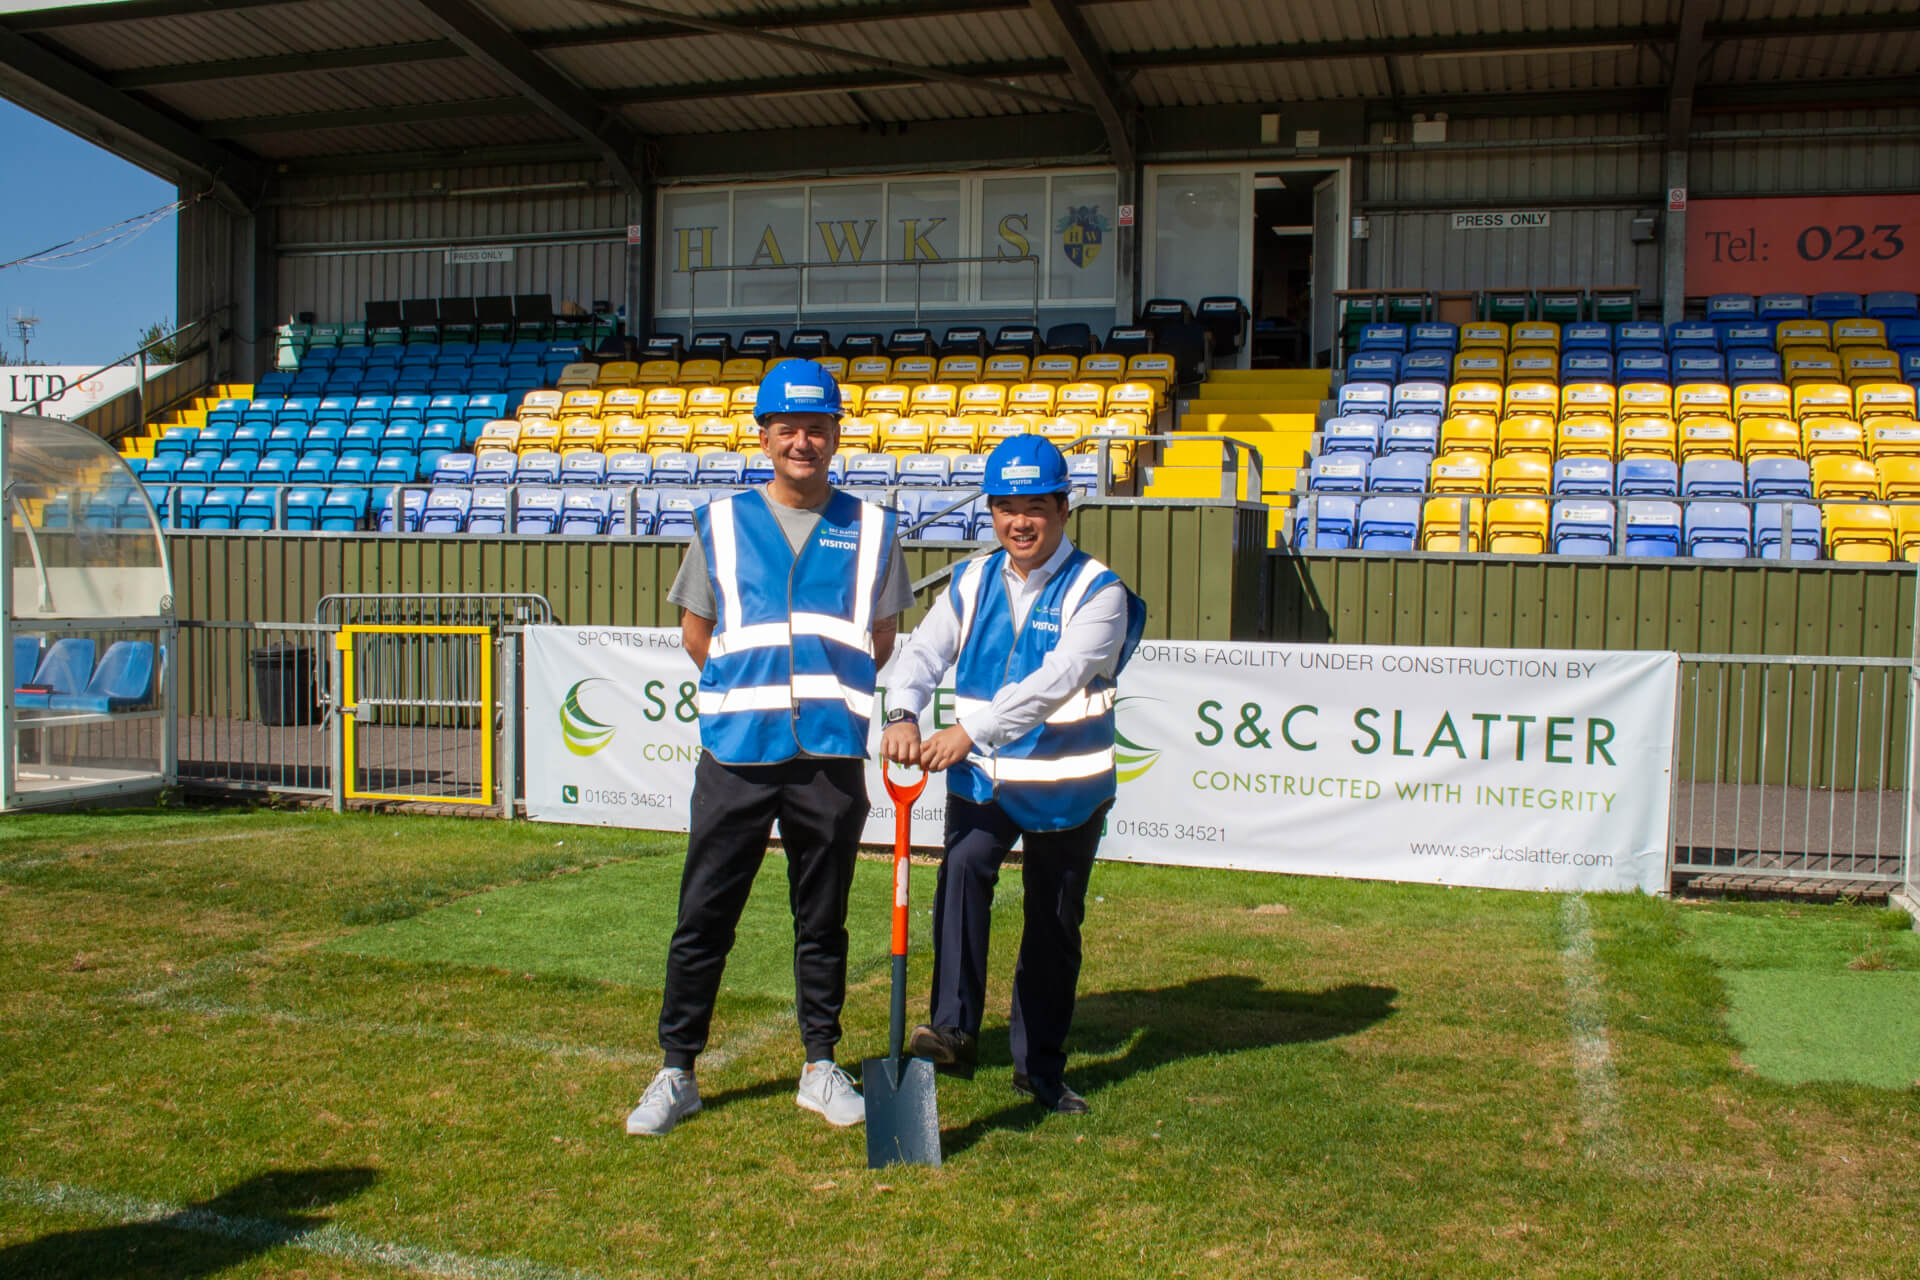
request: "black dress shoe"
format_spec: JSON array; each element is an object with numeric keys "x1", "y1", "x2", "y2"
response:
[
  {"x1": 906, "y1": 1024, "x2": 978, "y2": 1078},
  {"x1": 1012, "y1": 1072, "x2": 1089, "y2": 1115}
]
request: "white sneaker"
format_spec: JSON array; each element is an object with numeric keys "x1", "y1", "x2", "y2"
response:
[
  {"x1": 795, "y1": 1060, "x2": 865, "y2": 1127},
  {"x1": 626, "y1": 1067, "x2": 700, "y2": 1136}
]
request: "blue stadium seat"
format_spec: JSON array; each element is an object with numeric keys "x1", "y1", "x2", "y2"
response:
[
  {"x1": 1336, "y1": 381, "x2": 1391, "y2": 418},
  {"x1": 611, "y1": 487, "x2": 659, "y2": 535},
  {"x1": 227, "y1": 423, "x2": 270, "y2": 459},
  {"x1": 472, "y1": 452, "x2": 515, "y2": 485},
  {"x1": 560, "y1": 451, "x2": 607, "y2": 486},
  {"x1": 389, "y1": 393, "x2": 431, "y2": 424},
  {"x1": 1758, "y1": 293, "x2": 1809, "y2": 321},
  {"x1": 1706, "y1": 294, "x2": 1756, "y2": 321},
  {"x1": 264, "y1": 423, "x2": 306, "y2": 459},
  {"x1": 340, "y1": 422, "x2": 382, "y2": 459},
  {"x1": 1553, "y1": 458, "x2": 1614, "y2": 496},
  {"x1": 1292, "y1": 497, "x2": 1357, "y2": 550},
  {"x1": 1383, "y1": 418, "x2": 1439, "y2": 454},
  {"x1": 1346, "y1": 352, "x2": 1399, "y2": 381},
  {"x1": 214, "y1": 456, "x2": 256, "y2": 486},
  {"x1": 373, "y1": 488, "x2": 422, "y2": 533},
  {"x1": 607, "y1": 453, "x2": 653, "y2": 486},
  {"x1": 372, "y1": 455, "x2": 417, "y2": 486},
  {"x1": 192, "y1": 423, "x2": 234, "y2": 458},
  {"x1": 419, "y1": 487, "x2": 472, "y2": 533},
  {"x1": 253, "y1": 454, "x2": 295, "y2": 487},
  {"x1": 1322, "y1": 419, "x2": 1381, "y2": 456},
  {"x1": 1754, "y1": 502, "x2": 1823, "y2": 559},
  {"x1": 1673, "y1": 351, "x2": 1726, "y2": 382},
  {"x1": 1551, "y1": 500, "x2": 1616, "y2": 555},
  {"x1": 1307, "y1": 455, "x2": 1367, "y2": 493},
  {"x1": 1729, "y1": 350, "x2": 1783, "y2": 385},
  {"x1": 1560, "y1": 351, "x2": 1613, "y2": 382},
  {"x1": 1368, "y1": 453, "x2": 1430, "y2": 494},
  {"x1": 1357, "y1": 324, "x2": 1407, "y2": 353},
  {"x1": 515, "y1": 487, "x2": 564, "y2": 535},
  {"x1": 242, "y1": 398, "x2": 282, "y2": 429},
  {"x1": 1357, "y1": 496, "x2": 1420, "y2": 551},
  {"x1": 897, "y1": 454, "x2": 951, "y2": 488},
  {"x1": 949, "y1": 453, "x2": 987, "y2": 488},
  {"x1": 1615, "y1": 321, "x2": 1665, "y2": 351},
  {"x1": 696, "y1": 451, "x2": 749, "y2": 487},
  {"x1": 466, "y1": 488, "x2": 511, "y2": 533},
  {"x1": 304, "y1": 422, "x2": 344, "y2": 455},
  {"x1": 515, "y1": 450, "x2": 562, "y2": 486},
  {"x1": 1623, "y1": 501, "x2": 1682, "y2": 556},
  {"x1": 206, "y1": 398, "x2": 247, "y2": 430},
  {"x1": 319, "y1": 487, "x2": 370, "y2": 531},
  {"x1": 1668, "y1": 322, "x2": 1717, "y2": 350},
  {"x1": 195, "y1": 485, "x2": 247, "y2": 529},
  {"x1": 1615, "y1": 350, "x2": 1671, "y2": 383},
  {"x1": 1562, "y1": 321, "x2": 1612, "y2": 351},
  {"x1": 381, "y1": 421, "x2": 424, "y2": 453},
  {"x1": 1747, "y1": 458, "x2": 1812, "y2": 499},
  {"x1": 153, "y1": 427, "x2": 198, "y2": 461},
  {"x1": 331, "y1": 454, "x2": 375, "y2": 486},
  {"x1": 844, "y1": 453, "x2": 896, "y2": 487},
  {"x1": 1682, "y1": 458, "x2": 1746, "y2": 498},
  {"x1": 1717, "y1": 320, "x2": 1774, "y2": 350},
  {"x1": 1391, "y1": 381, "x2": 1446, "y2": 418},
  {"x1": 1617, "y1": 458, "x2": 1678, "y2": 497},
  {"x1": 350, "y1": 394, "x2": 393, "y2": 427},
  {"x1": 1409, "y1": 323, "x2": 1457, "y2": 351},
  {"x1": 1865, "y1": 291, "x2": 1919, "y2": 320},
  {"x1": 1810, "y1": 292, "x2": 1862, "y2": 319},
  {"x1": 561, "y1": 488, "x2": 613, "y2": 536},
  {"x1": 654, "y1": 488, "x2": 706, "y2": 537},
  {"x1": 237, "y1": 487, "x2": 280, "y2": 531},
  {"x1": 12, "y1": 634, "x2": 42, "y2": 685},
  {"x1": 1685, "y1": 502, "x2": 1753, "y2": 557},
  {"x1": 291, "y1": 455, "x2": 333, "y2": 486},
  {"x1": 1399, "y1": 350, "x2": 1452, "y2": 381},
  {"x1": 15, "y1": 637, "x2": 96, "y2": 709},
  {"x1": 178, "y1": 455, "x2": 221, "y2": 486},
  {"x1": 652, "y1": 450, "x2": 700, "y2": 487}
]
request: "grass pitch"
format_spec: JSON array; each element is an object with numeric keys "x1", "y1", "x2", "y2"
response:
[{"x1": 1, "y1": 804, "x2": 1917, "y2": 1279}]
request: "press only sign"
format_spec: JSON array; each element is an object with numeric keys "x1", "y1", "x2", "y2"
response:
[{"x1": 1451, "y1": 210, "x2": 1552, "y2": 230}]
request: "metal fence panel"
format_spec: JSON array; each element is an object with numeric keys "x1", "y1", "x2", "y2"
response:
[
  {"x1": 175, "y1": 621, "x2": 330, "y2": 795},
  {"x1": 339, "y1": 625, "x2": 494, "y2": 807}
]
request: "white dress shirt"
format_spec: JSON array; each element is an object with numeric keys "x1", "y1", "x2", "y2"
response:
[{"x1": 884, "y1": 538, "x2": 1130, "y2": 751}]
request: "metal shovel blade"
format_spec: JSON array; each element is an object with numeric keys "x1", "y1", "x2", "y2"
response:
[{"x1": 862, "y1": 1055, "x2": 942, "y2": 1168}]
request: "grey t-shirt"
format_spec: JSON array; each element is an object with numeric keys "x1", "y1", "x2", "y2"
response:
[{"x1": 667, "y1": 487, "x2": 916, "y2": 622}]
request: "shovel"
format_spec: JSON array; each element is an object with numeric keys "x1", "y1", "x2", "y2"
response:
[{"x1": 863, "y1": 763, "x2": 941, "y2": 1168}]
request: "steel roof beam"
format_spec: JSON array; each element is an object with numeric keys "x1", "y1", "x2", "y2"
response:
[
  {"x1": 1026, "y1": 0, "x2": 1132, "y2": 168},
  {"x1": 2, "y1": 0, "x2": 304, "y2": 29},
  {"x1": 524, "y1": 0, "x2": 1037, "y2": 51},
  {"x1": 0, "y1": 26, "x2": 266, "y2": 209},
  {"x1": 108, "y1": 41, "x2": 467, "y2": 89},
  {"x1": 391, "y1": 0, "x2": 648, "y2": 195},
  {"x1": 201, "y1": 96, "x2": 542, "y2": 139},
  {"x1": 599, "y1": 59, "x2": 1065, "y2": 107}
]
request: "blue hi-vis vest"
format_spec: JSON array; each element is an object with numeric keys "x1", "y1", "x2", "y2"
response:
[
  {"x1": 693, "y1": 487, "x2": 896, "y2": 764},
  {"x1": 946, "y1": 546, "x2": 1148, "y2": 831}
]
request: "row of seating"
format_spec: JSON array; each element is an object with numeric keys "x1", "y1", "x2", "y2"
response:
[
  {"x1": 12, "y1": 637, "x2": 156, "y2": 714},
  {"x1": 204, "y1": 391, "x2": 523, "y2": 434},
  {"x1": 281, "y1": 295, "x2": 614, "y2": 350},
  {"x1": 1334, "y1": 380, "x2": 1918, "y2": 421},
  {"x1": 1348, "y1": 349, "x2": 1919, "y2": 387},
  {"x1": 1315, "y1": 413, "x2": 1920, "y2": 464},
  {"x1": 1702, "y1": 292, "x2": 1920, "y2": 321},
  {"x1": 1292, "y1": 496, "x2": 1904, "y2": 560},
  {"x1": 1342, "y1": 289, "x2": 1639, "y2": 334},
  {"x1": 1304, "y1": 454, "x2": 1920, "y2": 502},
  {"x1": 1352, "y1": 316, "x2": 1920, "y2": 355}
]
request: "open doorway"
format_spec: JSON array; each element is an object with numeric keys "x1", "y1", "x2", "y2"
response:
[{"x1": 1251, "y1": 170, "x2": 1339, "y2": 368}]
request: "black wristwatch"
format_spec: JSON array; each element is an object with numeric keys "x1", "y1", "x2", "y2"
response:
[{"x1": 884, "y1": 708, "x2": 919, "y2": 726}]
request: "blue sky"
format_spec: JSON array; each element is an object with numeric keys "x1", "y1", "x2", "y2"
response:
[{"x1": 0, "y1": 97, "x2": 179, "y2": 367}]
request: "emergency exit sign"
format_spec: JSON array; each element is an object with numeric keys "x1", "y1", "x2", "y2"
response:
[{"x1": 1450, "y1": 210, "x2": 1552, "y2": 230}]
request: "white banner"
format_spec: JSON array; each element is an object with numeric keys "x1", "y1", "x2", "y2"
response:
[
  {"x1": 524, "y1": 629, "x2": 1677, "y2": 894},
  {"x1": 1, "y1": 366, "x2": 172, "y2": 419}
]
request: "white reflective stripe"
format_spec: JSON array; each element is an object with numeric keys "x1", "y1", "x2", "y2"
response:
[
  {"x1": 953, "y1": 687, "x2": 1114, "y2": 724},
  {"x1": 707, "y1": 622, "x2": 791, "y2": 658},
  {"x1": 971, "y1": 747, "x2": 1115, "y2": 782},
  {"x1": 953, "y1": 556, "x2": 987, "y2": 642},
  {"x1": 791, "y1": 675, "x2": 875, "y2": 718},
  {"x1": 708, "y1": 497, "x2": 743, "y2": 632},
  {"x1": 851, "y1": 500, "x2": 885, "y2": 634},
  {"x1": 1056, "y1": 557, "x2": 1105, "y2": 623},
  {"x1": 792, "y1": 611, "x2": 871, "y2": 653},
  {"x1": 695, "y1": 685, "x2": 793, "y2": 715}
]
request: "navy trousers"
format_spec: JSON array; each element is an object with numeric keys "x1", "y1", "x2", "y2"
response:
[{"x1": 928, "y1": 793, "x2": 1109, "y2": 1079}]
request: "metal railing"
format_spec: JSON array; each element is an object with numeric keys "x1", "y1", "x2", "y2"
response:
[
  {"x1": 685, "y1": 254, "x2": 1042, "y2": 331},
  {"x1": 175, "y1": 620, "x2": 330, "y2": 795},
  {"x1": 25, "y1": 308, "x2": 229, "y2": 439}
]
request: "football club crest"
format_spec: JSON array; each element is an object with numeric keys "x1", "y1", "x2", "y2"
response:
[{"x1": 1056, "y1": 205, "x2": 1112, "y2": 269}]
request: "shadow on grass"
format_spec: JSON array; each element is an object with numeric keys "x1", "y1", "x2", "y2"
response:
[
  {"x1": 940, "y1": 976, "x2": 1398, "y2": 1156},
  {"x1": 0, "y1": 1166, "x2": 376, "y2": 1279}
]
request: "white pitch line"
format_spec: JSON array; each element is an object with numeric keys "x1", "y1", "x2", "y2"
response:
[
  {"x1": 1556, "y1": 893, "x2": 1625, "y2": 1163},
  {"x1": 2, "y1": 828, "x2": 308, "y2": 870},
  {"x1": 0, "y1": 1176, "x2": 615, "y2": 1280}
]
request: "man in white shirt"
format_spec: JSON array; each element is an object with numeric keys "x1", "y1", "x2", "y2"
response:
[{"x1": 881, "y1": 435, "x2": 1145, "y2": 1114}]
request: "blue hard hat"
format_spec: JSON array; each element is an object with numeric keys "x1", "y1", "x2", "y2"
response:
[
  {"x1": 981, "y1": 434, "x2": 1071, "y2": 497},
  {"x1": 754, "y1": 357, "x2": 843, "y2": 423}
]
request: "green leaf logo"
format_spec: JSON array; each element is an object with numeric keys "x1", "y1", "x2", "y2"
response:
[
  {"x1": 1113, "y1": 695, "x2": 1161, "y2": 784},
  {"x1": 560, "y1": 679, "x2": 616, "y2": 757}
]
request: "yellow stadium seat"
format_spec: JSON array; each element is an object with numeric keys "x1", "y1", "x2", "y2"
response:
[
  {"x1": 838, "y1": 384, "x2": 865, "y2": 417},
  {"x1": 1505, "y1": 350, "x2": 1558, "y2": 383},
  {"x1": 909, "y1": 383, "x2": 958, "y2": 417},
  {"x1": 677, "y1": 358, "x2": 721, "y2": 385},
  {"x1": 958, "y1": 383, "x2": 1007, "y2": 416},
  {"x1": 719, "y1": 357, "x2": 764, "y2": 386},
  {"x1": 518, "y1": 389, "x2": 563, "y2": 418},
  {"x1": 861, "y1": 383, "x2": 910, "y2": 423},
  {"x1": 1812, "y1": 456, "x2": 1881, "y2": 500},
  {"x1": 1775, "y1": 319, "x2": 1830, "y2": 350},
  {"x1": 1617, "y1": 382, "x2": 1674, "y2": 417},
  {"x1": 1843, "y1": 349, "x2": 1902, "y2": 386},
  {"x1": 1055, "y1": 382, "x2": 1106, "y2": 417},
  {"x1": 727, "y1": 385, "x2": 760, "y2": 417},
  {"x1": 983, "y1": 354, "x2": 1031, "y2": 382},
  {"x1": 1105, "y1": 381, "x2": 1159, "y2": 419},
  {"x1": 559, "y1": 417, "x2": 604, "y2": 453},
  {"x1": 1008, "y1": 383, "x2": 1057, "y2": 417},
  {"x1": 601, "y1": 387, "x2": 645, "y2": 418},
  {"x1": 1486, "y1": 497, "x2": 1549, "y2": 553},
  {"x1": 646, "y1": 418, "x2": 694, "y2": 454},
  {"x1": 837, "y1": 418, "x2": 878, "y2": 454},
  {"x1": 814, "y1": 355, "x2": 849, "y2": 383},
  {"x1": 1503, "y1": 381, "x2": 1558, "y2": 418},
  {"x1": 1560, "y1": 382, "x2": 1616, "y2": 420},
  {"x1": 1421, "y1": 497, "x2": 1486, "y2": 551},
  {"x1": 845, "y1": 356, "x2": 893, "y2": 384},
  {"x1": 1679, "y1": 417, "x2": 1738, "y2": 463},
  {"x1": 1439, "y1": 414, "x2": 1496, "y2": 459},
  {"x1": 1497, "y1": 416, "x2": 1555, "y2": 457},
  {"x1": 1557, "y1": 416, "x2": 1616, "y2": 460},
  {"x1": 732, "y1": 418, "x2": 762, "y2": 450},
  {"x1": 1081, "y1": 420, "x2": 1138, "y2": 485},
  {"x1": 929, "y1": 417, "x2": 981, "y2": 454},
  {"x1": 602, "y1": 416, "x2": 648, "y2": 454},
  {"x1": 1430, "y1": 452, "x2": 1490, "y2": 494},
  {"x1": 1458, "y1": 322, "x2": 1508, "y2": 350},
  {"x1": 1124, "y1": 353, "x2": 1175, "y2": 392},
  {"x1": 555, "y1": 362, "x2": 600, "y2": 389},
  {"x1": 1784, "y1": 351, "x2": 1841, "y2": 384},
  {"x1": 517, "y1": 419, "x2": 561, "y2": 453},
  {"x1": 1078, "y1": 352, "x2": 1126, "y2": 382},
  {"x1": 1446, "y1": 381, "x2": 1504, "y2": 418},
  {"x1": 1831, "y1": 317, "x2": 1886, "y2": 349},
  {"x1": 561, "y1": 388, "x2": 604, "y2": 418},
  {"x1": 891, "y1": 355, "x2": 936, "y2": 384},
  {"x1": 1451, "y1": 351, "x2": 1507, "y2": 382},
  {"x1": 1825, "y1": 504, "x2": 1895, "y2": 561},
  {"x1": 1738, "y1": 417, "x2": 1801, "y2": 461},
  {"x1": 1732, "y1": 382, "x2": 1791, "y2": 421},
  {"x1": 643, "y1": 387, "x2": 687, "y2": 419},
  {"x1": 691, "y1": 418, "x2": 735, "y2": 453},
  {"x1": 683, "y1": 385, "x2": 731, "y2": 419},
  {"x1": 597, "y1": 361, "x2": 639, "y2": 388},
  {"x1": 1490, "y1": 455, "x2": 1550, "y2": 495},
  {"x1": 937, "y1": 355, "x2": 983, "y2": 384},
  {"x1": 1879, "y1": 456, "x2": 1920, "y2": 500},
  {"x1": 1511, "y1": 321, "x2": 1560, "y2": 349},
  {"x1": 1038, "y1": 416, "x2": 1082, "y2": 448},
  {"x1": 1617, "y1": 417, "x2": 1678, "y2": 461},
  {"x1": 1803, "y1": 418, "x2": 1866, "y2": 460},
  {"x1": 636, "y1": 359, "x2": 679, "y2": 385},
  {"x1": 1030, "y1": 354, "x2": 1079, "y2": 382},
  {"x1": 980, "y1": 417, "x2": 1030, "y2": 447},
  {"x1": 1793, "y1": 382, "x2": 1853, "y2": 420},
  {"x1": 474, "y1": 420, "x2": 520, "y2": 453},
  {"x1": 1898, "y1": 506, "x2": 1920, "y2": 562},
  {"x1": 1673, "y1": 382, "x2": 1732, "y2": 419},
  {"x1": 881, "y1": 416, "x2": 932, "y2": 454},
  {"x1": 1866, "y1": 417, "x2": 1920, "y2": 460}
]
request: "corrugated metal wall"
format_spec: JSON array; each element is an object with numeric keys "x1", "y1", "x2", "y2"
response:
[
  {"x1": 271, "y1": 162, "x2": 629, "y2": 323},
  {"x1": 1693, "y1": 108, "x2": 1920, "y2": 196},
  {"x1": 1360, "y1": 114, "x2": 1663, "y2": 295},
  {"x1": 177, "y1": 193, "x2": 236, "y2": 338}
]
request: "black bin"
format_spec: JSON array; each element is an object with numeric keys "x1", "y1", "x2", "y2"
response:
[{"x1": 250, "y1": 644, "x2": 319, "y2": 726}]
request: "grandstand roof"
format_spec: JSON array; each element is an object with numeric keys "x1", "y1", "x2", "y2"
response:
[{"x1": 2, "y1": 0, "x2": 1918, "y2": 199}]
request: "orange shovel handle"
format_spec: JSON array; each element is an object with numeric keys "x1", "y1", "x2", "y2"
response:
[{"x1": 883, "y1": 764, "x2": 927, "y2": 957}]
